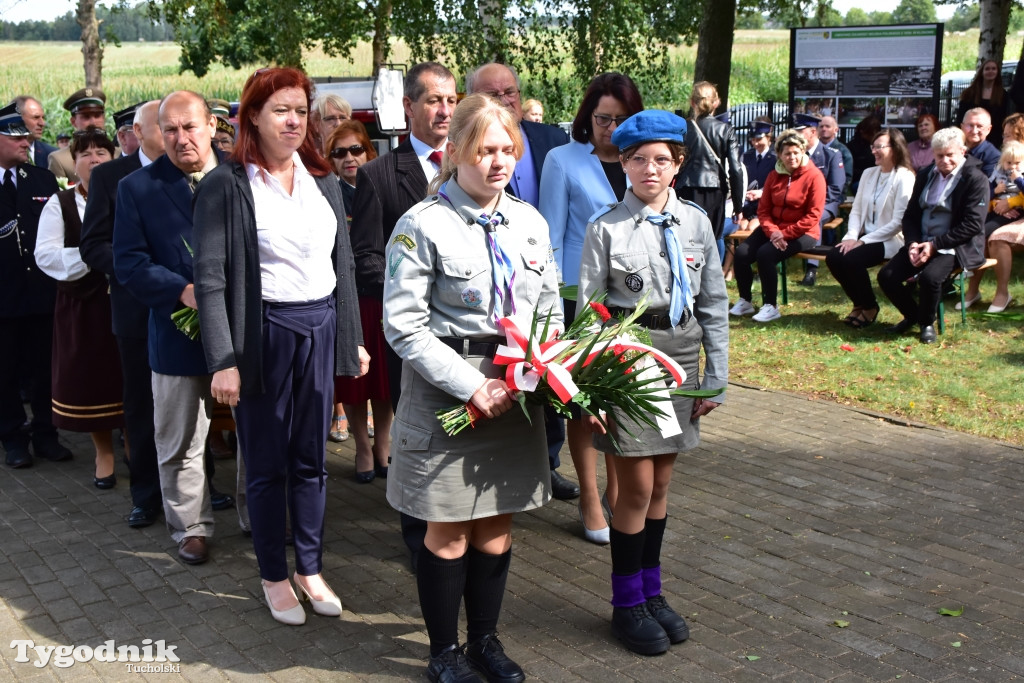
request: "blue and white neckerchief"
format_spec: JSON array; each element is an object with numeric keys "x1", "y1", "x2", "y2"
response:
[
  {"x1": 646, "y1": 212, "x2": 693, "y2": 326},
  {"x1": 476, "y1": 212, "x2": 517, "y2": 323},
  {"x1": 437, "y1": 182, "x2": 517, "y2": 323}
]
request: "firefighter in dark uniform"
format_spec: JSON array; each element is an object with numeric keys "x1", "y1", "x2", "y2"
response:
[{"x1": 0, "y1": 101, "x2": 73, "y2": 468}]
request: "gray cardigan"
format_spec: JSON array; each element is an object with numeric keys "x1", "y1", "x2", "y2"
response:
[{"x1": 193, "y1": 160, "x2": 363, "y2": 396}]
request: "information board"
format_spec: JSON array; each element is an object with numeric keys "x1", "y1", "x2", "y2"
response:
[{"x1": 789, "y1": 24, "x2": 943, "y2": 130}]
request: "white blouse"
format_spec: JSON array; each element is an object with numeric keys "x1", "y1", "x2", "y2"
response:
[
  {"x1": 34, "y1": 190, "x2": 90, "y2": 282},
  {"x1": 246, "y1": 153, "x2": 338, "y2": 303}
]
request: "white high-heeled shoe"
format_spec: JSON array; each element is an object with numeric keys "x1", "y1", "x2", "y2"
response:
[
  {"x1": 577, "y1": 502, "x2": 610, "y2": 545},
  {"x1": 955, "y1": 292, "x2": 982, "y2": 311},
  {"x1": 262, "y1": 581, "x2": 306, "y2": 626},
  {"x1": 294, "y1": 573, "x2": 342, "y2": 617},
  {"x1": 987, "y1": 297, "x2": 1015, "y2": 313}
]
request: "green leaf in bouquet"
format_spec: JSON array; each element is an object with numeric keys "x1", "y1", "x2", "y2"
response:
[
  {"x1": 559, "y1": 284, "x2": 578, "y2": 301},
  {"x1": 514, "y1": 390, "x2": 532, "y2": 425},
  {"x1": 672, "y1": 388, "x2": 725, "y2": 399}
]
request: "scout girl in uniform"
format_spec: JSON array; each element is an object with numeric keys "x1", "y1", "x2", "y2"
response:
[
  {"x1": 577, "y1": 110, "x2": 729, "y2": 655},
  {"x1": 383, "y1": 94, "x2": 562, "y2": 683}
]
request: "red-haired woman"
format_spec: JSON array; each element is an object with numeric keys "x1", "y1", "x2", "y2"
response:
[
  {"x1": 324, "y1": 122, "x2": 393, "y2": 481},
  {"x1": 193, "y1": 67, "x2": 369, "y2": 626},
  {"x1": 908, "y1": 114, "x2": 938, "y2": 172}
]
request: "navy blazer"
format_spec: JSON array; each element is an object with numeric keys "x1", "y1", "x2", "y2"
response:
[
  {"x1": 0, "y1": 163, "x2": 58, "y2": 318},
  {"x1": 968, "y1": 140, "x2": 1000, "y2": 178},
  {"x1": 112, "y1": 154, "x2": 208, "y2": 377},
  {"x1": 741, "y1": 148, "x2": 776, "y2": 191},
  {"x1": 33, "y1": 141, "x2": 57, "y2": 169},
  {"x1": 80, "y1": 151, "x2": 147, "y2": 338},
  {"x1": 808, "y1": 142, "x2": 846, "y2": 221},
  {"x1": 511, "y1": 120, "x2": 568, "y2": 205},
  {"x1": 349, "y1": 138, "x2": 429, "y2": 297}
]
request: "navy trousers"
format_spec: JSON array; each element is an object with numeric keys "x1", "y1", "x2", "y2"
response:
[
  {"x1": 234, "y1": 298, "x2": 335, "y2": 581},
  {"x1": 117, "y1": 334, "x2": 161, "y2": 511}
]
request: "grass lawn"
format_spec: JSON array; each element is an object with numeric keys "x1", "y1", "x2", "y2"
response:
[{"x1": 725, "y1": 255, "x2": 1024, "y2": 446}]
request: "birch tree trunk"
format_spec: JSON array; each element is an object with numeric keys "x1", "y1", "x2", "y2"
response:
[
  {"x1": 978, "y1": 0, "x2": 1012, "y2": 66},
  {"x1": 77, "y1": 0, "x2": 103, "y2": 89}
]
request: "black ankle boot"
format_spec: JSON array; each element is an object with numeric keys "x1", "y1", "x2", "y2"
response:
[
  {"x1": 427, "y1": 645, "x2": 481, "y2": 683},
  {"x1": 646, "y1": 595, "x2": 689, "y2": 643},
  {"x1": 611, "y1": 603, "x2": 670, "y2": 655},
  {"x1": 465, "y1": 633, "x2": 524, "y2": 683}
]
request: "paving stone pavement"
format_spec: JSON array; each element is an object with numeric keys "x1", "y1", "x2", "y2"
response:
[{"x1": 1, "y1": 383, "x2": 1022, "y2": 681}]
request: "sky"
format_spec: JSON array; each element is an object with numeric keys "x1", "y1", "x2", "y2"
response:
[{"x1": 0, "y1": 0, "x2": 957, "y2": 23}]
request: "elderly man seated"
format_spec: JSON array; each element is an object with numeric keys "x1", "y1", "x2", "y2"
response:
[{"x1": 877, "y1": 127, "x2": 988, "y2": 344}]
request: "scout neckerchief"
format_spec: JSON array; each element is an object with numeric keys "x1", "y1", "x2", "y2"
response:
[
  {"x1": 438, "y1": 182, "x2": 517, "y2": 323},
  {"x1": 646, "y1": 212, "x2": 693, "y2": 326}
]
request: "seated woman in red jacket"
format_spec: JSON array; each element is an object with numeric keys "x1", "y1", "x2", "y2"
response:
[{"x1": 729, "y1": 129, "x2": 826, "y2": 322}]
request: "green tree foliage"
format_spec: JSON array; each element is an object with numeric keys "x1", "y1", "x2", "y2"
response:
[
  {"x1": 892, "y1": 0, "x2": 938, "y2": 24},
  {"x1": 0, "y1": 4, "x2": 173, "y2": 42},
  {"x1": 946, "y1": 4, "x2": 981, "y2": 31},
  {"x1": 844, "y1": 8, "x2": 869, "y2": 26},
  {"x1": 148, "y1": 0, "x2": 370, "y2": 77}
]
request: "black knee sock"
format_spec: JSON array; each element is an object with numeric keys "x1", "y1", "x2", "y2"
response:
[
  {"x1": 464, "y1": 545, "x2": 512, "y2": 643},
  {"x1": 417, "y1": 547, "x2": 468, "y2": 657},
  {"x1": 641, "y1": 516, "x2": 667, "y2": 569},
  {"x1": 610, "y1": 527, "x2": 645, "y2": 577}
]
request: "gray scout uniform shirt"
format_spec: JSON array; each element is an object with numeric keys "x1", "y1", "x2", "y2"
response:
[
  {"x1": 383, "y1": 179, "x2": 563, "y2": 403},
  {"x1": 577, "y1": 189, "x2": 729, "y2": 402}
]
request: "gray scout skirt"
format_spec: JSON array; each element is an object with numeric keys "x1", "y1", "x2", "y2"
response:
[
  {"x1": 386, "y1": 353, "x2": 551, "y2": 522},
  {"x1": 594, "y1": 315, "x2": 703, "y2": 457}
]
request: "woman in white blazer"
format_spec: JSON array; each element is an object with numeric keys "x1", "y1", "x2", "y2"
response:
[
  {"x1": 825, "y1": 129, "x2": 914, "y2": 328},
  {"x1": 538, "y1": 73, "x2": 642, "y2": 544}
]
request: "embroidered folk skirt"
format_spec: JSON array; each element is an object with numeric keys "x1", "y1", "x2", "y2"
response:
[{"x1": 50, "y1": 287, "x2": 124, "y2": 432}]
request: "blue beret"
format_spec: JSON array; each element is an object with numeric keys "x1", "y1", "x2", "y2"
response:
[
  {"x1": 611, "y1": 110, "x2": 687, "y2": 150},
  {"x1": 0, "y1": 101, "x2": 28, "y2": 137},
  {"x1": 793, "y1": 113, "x2": 821, "y2": 129},
  {"x1": 749, "y1": 120, "x2": 773, "y2": 138}
]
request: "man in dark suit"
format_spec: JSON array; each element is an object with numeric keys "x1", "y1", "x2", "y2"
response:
[
  {"x1": 81, "y1": 99, "x2": 165, "y2": 528},
  {"x1": 113, "y1": 91, "x2": 220, "y2": 565},
  {"x1": 0, "y1": 102, "x2": 72, "y2": 468},
  {"x1": 466, "y1": 61, "x2": 580, "y2": 501},
  {"x1": 350, "y1": 61, "x2": 457, "y2": 571},
  {"x1": 795, "y1": 112, "x2": 846, "y2": 286},
  {"x1": 878, "y1": 127, "x2": 988, "y2": 345},
  {"x1": 13, "y1": 96, "x2": 56, "y2": 167}
]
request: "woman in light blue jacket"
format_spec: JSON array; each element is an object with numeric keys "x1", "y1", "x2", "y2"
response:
[{"x1": 539, "y1": 73, "x2": 643, "y2": 545}]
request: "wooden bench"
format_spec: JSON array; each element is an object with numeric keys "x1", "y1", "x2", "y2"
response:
[{"x1": 777, "y1": 217, "x2": 845, "y2": 305}]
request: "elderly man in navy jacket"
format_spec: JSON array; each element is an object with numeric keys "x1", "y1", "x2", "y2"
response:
[
  {"x1": 794, "y1": 112, "x2": 846, "y2": 286},
  {"x1": 113, "y1": 91, "x2": 220, "y2": 565}
]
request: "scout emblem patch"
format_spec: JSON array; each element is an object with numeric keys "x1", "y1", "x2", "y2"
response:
[
  {"x1": 388, "y1": 252, "x2": 404, "y2": 277},
  {"x1": 625, "y1": 273, "x2": 643, "y2": 292},
  {"x1": 392, "y1": 234, "x2": 416, "y2": 250},
  {"x1": 461, "y1": 287, "x2": 483, "y2": 307}
]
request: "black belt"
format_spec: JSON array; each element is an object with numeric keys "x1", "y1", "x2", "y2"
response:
[
  {"x1": 608, "y1": 307, "x2": 689, "y2": 330},
  {"x1": 438, "y1": 336, "x2": 502, "y2": 357}
]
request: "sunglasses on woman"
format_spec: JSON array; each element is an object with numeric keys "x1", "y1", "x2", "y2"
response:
[{"x1": 329, "y1": 145, "x2": 366, "y2": 158}]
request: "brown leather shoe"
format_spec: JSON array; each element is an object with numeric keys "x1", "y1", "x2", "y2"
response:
[{"x1": 178, "y1": 536, "x2": 208, "y2": 565}]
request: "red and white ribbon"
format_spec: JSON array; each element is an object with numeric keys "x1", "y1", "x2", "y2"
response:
[{"x1": 494, "y1": 316, "x2": 579, "y2": 403}]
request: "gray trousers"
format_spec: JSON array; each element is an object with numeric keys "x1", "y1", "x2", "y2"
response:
[{"x1": 151, "y1": 372, "x2": 214, "y2": 543}]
